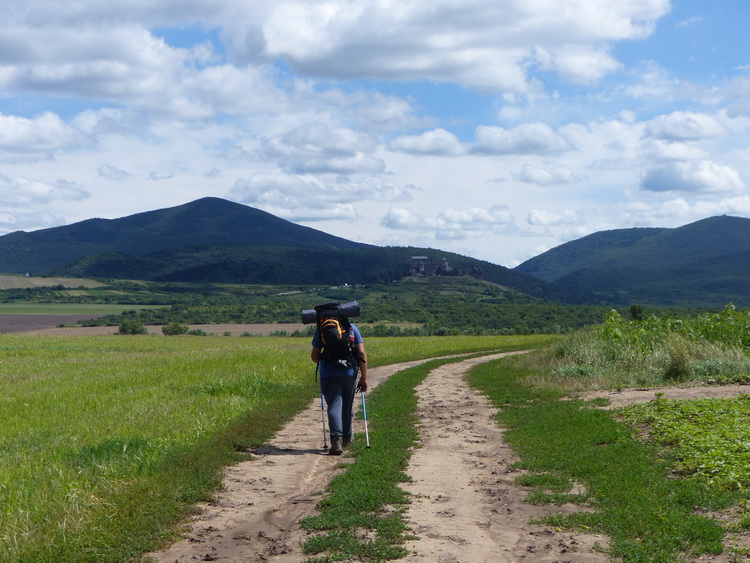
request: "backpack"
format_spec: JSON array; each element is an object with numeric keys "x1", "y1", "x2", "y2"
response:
[{"x1": 318, "y1": 315, "x2": 356, "y2": 366}]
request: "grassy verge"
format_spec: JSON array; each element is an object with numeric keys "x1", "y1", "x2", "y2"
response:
[
  {"x1": 0, "y1": 333, "x2": 542, "y2": 561},
  {"x1": 468, "y1": 355, "x2": 745, "y2": 561}
]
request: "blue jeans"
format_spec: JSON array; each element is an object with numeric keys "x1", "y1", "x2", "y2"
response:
[{"x1": 321, "y1": 375, "x2": 357, "y2": 438}]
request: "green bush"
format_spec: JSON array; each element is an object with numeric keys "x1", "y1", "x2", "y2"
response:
[
  {"x1": 117, "y1": 319, "x2": 148, "y2": 335},
  {"x1": 162, "y1": 322, "x2": 189, "y2": 336}
]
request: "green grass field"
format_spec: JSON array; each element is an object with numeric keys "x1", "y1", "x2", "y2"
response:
[
  {"x1": 0, "y1": 303, "x2": 166, "y2": 316},
  {"x1": 0, "y1": 333, "x2": 526, "y2": 561}
]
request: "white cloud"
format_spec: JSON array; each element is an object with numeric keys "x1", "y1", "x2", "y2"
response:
[
  {"x1": 98, "y1": 164, "x2": 132, "y2": 181},
  {"x1": 473, "y1": 123, "x2": 571, "y2": 155},
  {"x1": 0, "y1": 210, "x2": 67, "y2": 234},
  {"x1": 0, "y1": 112, "x2": 90, "y2": 159},
  {"x1": 225, "y1": 0, "x2": 669, "y2": 91},
  {"x1": 389, "y1": 128, "x2": 465, "y2": 156},
  {"x1": 517, "y1": 164, "x2": 579, "y2": 186},
  {"x1": 644, "y1": 111, "x2": 725, "y2": 141},
  {"x1": 261, "y1": 123, "x2": 384, "y2": 174},
  {"x1": 641, "y1": 161, "x2": 746, "y2": 194},
  {"x1": 382, "y1": 204, "x2": 516, "y2": 241},
  {"x1": 231, "y1": 171, "x2": 411, "y2": 221},
  {"x1": 381, "y1": 207, "x2": 426, "y2": 230},
  {"x1": 534, "y1": 44, "x2": 622, "y2": 85},
  {"x1": 640, "y1": 139, "x2": 707, "y2": 161},
  {"x1": 0, "y1": 173, "x2": 89, "y2": 206},
  {"x1": 527, "y1": 208, "x2": 580, "y2": 226}
]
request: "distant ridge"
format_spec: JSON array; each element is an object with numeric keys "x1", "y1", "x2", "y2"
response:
[
  {"x1": 4, "y1": 198, "x2": 748, "y2": 307},
  {"x1": 514, "y1": 215, "x2": 750, "y2": 307},
  {"x1": 0, "y1": 197, "x2": 582, "y2": 304},
  {"x1": 0, "y1": 197, "x2": 368, "y2": 275}
]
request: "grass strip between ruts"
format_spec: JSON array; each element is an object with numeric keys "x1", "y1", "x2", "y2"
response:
[
  {"x1": 299, "y1": 356, "x2": 461, "y2": 561},
  {"x1": 467, "y1": 354, "x2": 744, "y2": 562}
]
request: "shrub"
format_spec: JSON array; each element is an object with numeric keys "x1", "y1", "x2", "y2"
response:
[
  {"x1": 162, "y1": 322, "x2": 189, "y2": 336},
  {"x1": 117, "y1": 319, "x2": 148, "y2": 335}
]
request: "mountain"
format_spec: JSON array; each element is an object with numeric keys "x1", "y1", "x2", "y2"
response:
[
  {"x1": 514, "y1": 215, "x2": 750, "y2": 307},
  {"x1": 0, "y1": 197, "x2": 583, "y2": 303},
  {"x1": 0, "y1": 197, "x2": 367, "y2": 275}
]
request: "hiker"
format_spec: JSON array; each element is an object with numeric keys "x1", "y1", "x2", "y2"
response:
[{"x1": 311, "y1": 317, "x2": 368, "y2": 455}]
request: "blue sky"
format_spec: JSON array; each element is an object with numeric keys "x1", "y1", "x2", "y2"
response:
[{"x1": 0, "y1": 0, "x2": 749, "y2": 267}]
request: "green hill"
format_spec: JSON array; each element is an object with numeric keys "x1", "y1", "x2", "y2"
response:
[
  {"x1": 0, "y1": 197, "x2": 585, "y2": 304},
  {"x1": 514, "y1": 216, "x2": 750, "y2": 307},
  {"x1": 0, "y1": 197, "x2": 368, "y2": 275}
]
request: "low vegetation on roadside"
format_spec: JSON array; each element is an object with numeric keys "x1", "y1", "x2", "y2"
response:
[
  {"x1": 470, "y1": 356, "x2": 739, "y2": 561},
  {"x1": 520, "y1": 303, "x2": 750, "y2": 392},
  {"x1": 463, "y1": 304, "x2": 750, "y2": 560}
]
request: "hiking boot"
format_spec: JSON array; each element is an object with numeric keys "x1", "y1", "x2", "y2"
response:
[
  {"x1": 329, "y1": 436, "x2": 343, "y2": 455},
  {"x1": 342, "y1": 435, "x2": 353, "y2": 447}
]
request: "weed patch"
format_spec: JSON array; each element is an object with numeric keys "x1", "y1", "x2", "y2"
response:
[{"x1": 622, "y1": 394, "x2": 750, "y2": 490}]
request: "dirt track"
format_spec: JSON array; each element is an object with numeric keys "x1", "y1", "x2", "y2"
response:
[{"x1": 148, "y1": 353, "x2": 609, "y2": 562}]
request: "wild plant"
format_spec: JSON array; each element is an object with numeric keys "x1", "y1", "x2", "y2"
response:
[{"x1": 522, "y1": 305, "x2": 750, "y2": 391}]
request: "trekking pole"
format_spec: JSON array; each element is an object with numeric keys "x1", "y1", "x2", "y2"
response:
[
  {"x1": 361, "y1": 391, "x2": 371, "y2": 448},
  {"x1": 320, "y1": 392, "x2": 328, "y2": 450},
  {"x1": 318, "y1": 367, "x2": 328, "y2": 450}
]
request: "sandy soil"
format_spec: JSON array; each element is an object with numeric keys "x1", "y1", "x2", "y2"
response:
[
  {"x1": 577, "y1": 384, "x2": 750, "y2": 409},
  {"x1": 148, "y1": 352, "x2": 610, "y2": 563}
]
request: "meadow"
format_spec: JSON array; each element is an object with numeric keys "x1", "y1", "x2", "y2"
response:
[{"x1": 0, "y1": 333, "x2": 523, "y2": 561}]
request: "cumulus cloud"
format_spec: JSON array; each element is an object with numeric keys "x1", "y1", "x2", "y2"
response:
[
  {"x1": 389, "y1": 128, "x2": 465, "y2": 156},
  {"x1": 516, "y1": 164, "x2": 579, "y2": 186},
  {"x1": 231, "y1": 0, "x2": 669, "y2": 91},
  {"x1": 644, "y1": 111, "x2": 725, "y2": 141},
  {"x1": 230, "y1": 171, "x2": 411, "y2": 221},
  {"x1": 382, "y1": 204, "x2": 515, "y2": 240},
  {"x1": 381, "y1": 207, "x2": 426, "y2": 230},
  {"x1": 98, "y1": 164, "x2": 132, "y2": 181},
  {"x1": 0, "y1": 112, "x2": 90, "y2": 159},
  {"x1": 0, "y1": 173, "x2": 89, "y2": 206},
  {"x1": 534, "y1": 44, "x2": 622, "y2": 85},
  {"x1": 641, "y1": 161, "x2": 746, "y2": 194},
  {"x1": 641, "y1": 139, "x2": 707, "y2": 161},
  {"x1": 262, "y1": 122, "x2": 384, "y2": 174},
  {"x1": 527, "y1": 209, "x2": 580, "y2": 226},
  {"x1": 473, "y1": 123, "x2": 572, "y2": 155}
]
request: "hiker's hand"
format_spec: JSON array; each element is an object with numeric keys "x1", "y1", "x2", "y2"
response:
[{"x1": 357, "y1": 379, "x2": 368, "y2": 392}]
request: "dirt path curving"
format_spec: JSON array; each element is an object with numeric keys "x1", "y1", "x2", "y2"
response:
[
  {"x1": 149, "y1": 353, "x2": 609, "y2": 562},
  {"x1": 400, "y1": 353, "x2": 609, "y2": 562}
]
